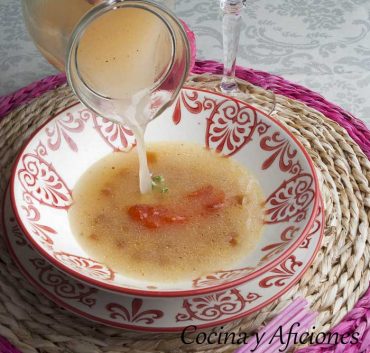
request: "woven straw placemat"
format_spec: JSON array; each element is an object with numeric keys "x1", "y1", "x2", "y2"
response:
[{"x1": 0, "y1": 72, "x2": 369, "y2": 353}]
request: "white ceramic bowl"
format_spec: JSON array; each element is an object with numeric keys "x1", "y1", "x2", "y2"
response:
[{"x1": 11, "y1": 88, "x2": 320, "y2": 297}]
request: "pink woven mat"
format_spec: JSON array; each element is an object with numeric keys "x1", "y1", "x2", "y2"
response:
[{"x1": 0, "y1": 60, "x2": 369, "y2": 353}]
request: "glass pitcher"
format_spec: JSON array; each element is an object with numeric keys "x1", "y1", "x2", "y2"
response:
[{"x1": 22, "y1": 0, "x2": 190, "y2": 118}]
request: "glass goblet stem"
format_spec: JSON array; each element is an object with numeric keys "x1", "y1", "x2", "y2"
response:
[{"x1": 220, "y1": 0, "x2": 244, "y2": 94}]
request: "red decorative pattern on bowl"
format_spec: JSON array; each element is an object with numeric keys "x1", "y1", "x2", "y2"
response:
[{"x1": 10, "y1": 88, "x2": 319, "y2": 297}]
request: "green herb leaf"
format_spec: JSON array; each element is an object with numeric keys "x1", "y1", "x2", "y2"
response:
[
  {"x1": 152, "y1": 175, "x2": 164, "y2": 183},
  {"x1": 151, "y1": 175, "x2": 169, "y2": 193}
]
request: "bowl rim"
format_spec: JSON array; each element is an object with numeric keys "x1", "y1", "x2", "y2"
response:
[{"x1": 10, "y1": 86, "x2": 320, "y2": 298}]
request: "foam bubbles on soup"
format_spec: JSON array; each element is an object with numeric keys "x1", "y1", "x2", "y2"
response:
[{"x1": 68, "y1": 142, "x2": 264, "y2": 283}]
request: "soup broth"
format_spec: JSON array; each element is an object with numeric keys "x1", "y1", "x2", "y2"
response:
[{"x1": 68, "y1": 142, "x2": 264, "y2": 283}]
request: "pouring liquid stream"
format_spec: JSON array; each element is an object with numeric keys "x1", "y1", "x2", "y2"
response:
[
  {"x1": 76, "y1": 7, "x2": 174, "y2": 193},
  {"x1": 118, "y1": 90, "x2": 154, "y2": 194},
  {"x1": 132, "y1": 126, "x2": 152, "y2": 194}
]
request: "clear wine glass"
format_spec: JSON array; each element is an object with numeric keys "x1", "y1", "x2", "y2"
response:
[
  {"x1": 220, "y1": 0, "x2": 276, "y2": 115},
  {"x1": 220, "y1": 0, "x2": 243, "y2": 94}
]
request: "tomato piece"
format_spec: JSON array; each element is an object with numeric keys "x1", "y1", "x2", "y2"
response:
[
  {"x1": 187, "y1": 185, "x2": 214, "y2": 198},
  {"x1": 147, "y1": 151, "x2": 157, "y2": 164},
  {"x1": 187, "y1": 184, "x2": 225, "y2": 210},
  {"x1": 204, "y1": 189, "x2": 225, "y2": 209},
  {"x1": 128, "y1": 204, "x2": 186, "y2": 229},
  {"x1": 128, "y1": 185, "x2": 227, "y2": 228}
]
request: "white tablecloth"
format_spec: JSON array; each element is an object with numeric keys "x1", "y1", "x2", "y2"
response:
[{"x1": 1, "y1": 0, "x2": 369, "y2": 128}]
